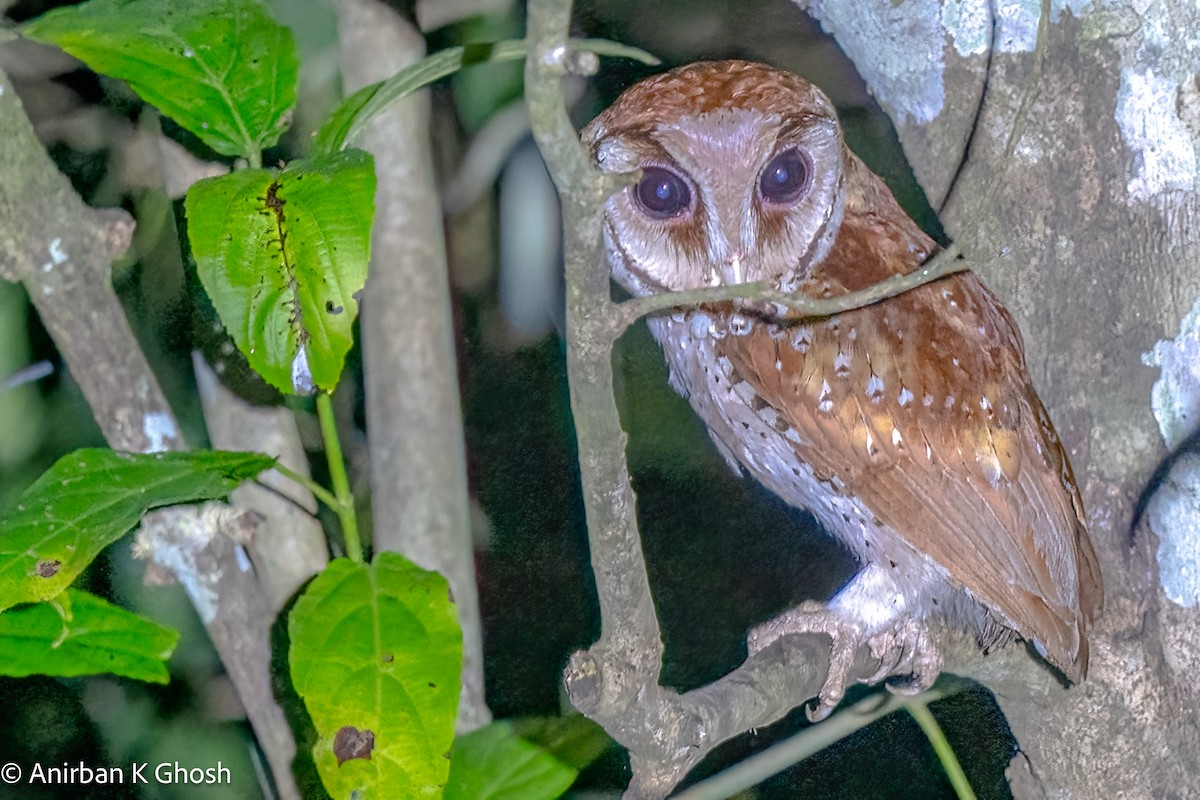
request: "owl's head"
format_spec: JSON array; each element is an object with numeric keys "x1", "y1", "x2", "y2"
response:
[{"x1": 582, "y1": 60, "x2": 846, "y2": 297}]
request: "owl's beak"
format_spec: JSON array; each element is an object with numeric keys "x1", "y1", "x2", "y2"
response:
[{"x1": 719, "y1": 256, "x2": 744, "y2": 286}]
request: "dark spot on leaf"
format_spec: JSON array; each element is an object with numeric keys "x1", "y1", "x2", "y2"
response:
[
  {"x1": 381, "y1": 653, "x2": 393, "y2": 663},
  {"x1": 326, "y1": 301, "x2": 343, "y2": 315},
  {"x1": 333, "y1": 726, "x2": 374, "y2": 766},
  {"x1": 427, "y1": 682, "x2": 436, "y2": 689},
  {"x1": 35, "y1": 559, "x2": 61, "y2": 578}
]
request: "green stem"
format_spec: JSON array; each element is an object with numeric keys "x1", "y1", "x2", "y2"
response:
[
  {"x1": 271, "y1": 462, "x2": 340, "y2": 513},
  {"x1": 316, "y1": 390, "x2": 363, "y2": 563},
  {"x1": 246, "y1": 150, "x2": 262, "y2": 170},
  {"x1": 906, "y1": 700, "x2": 977, "y2": 800}
]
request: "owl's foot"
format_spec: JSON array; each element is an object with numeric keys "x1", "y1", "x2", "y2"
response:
[{"x1": 747, "y1": 604, "x2": 942, "y2": 722}]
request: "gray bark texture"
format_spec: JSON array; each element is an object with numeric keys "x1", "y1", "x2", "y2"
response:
[
  {"x1": 794, "y1": 0, "x2": 1200, "y2": 795},
  {"x1": 335, "y1": 0, "x2": 491, "y2": 732}
]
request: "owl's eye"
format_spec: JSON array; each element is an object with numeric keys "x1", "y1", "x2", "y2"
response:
[
  {"x1": 760, "y1": 147, "x2": 812, "y2": 204},
  {"x1": 633, "y1": 167, "x2": 692, "y2": 219}
]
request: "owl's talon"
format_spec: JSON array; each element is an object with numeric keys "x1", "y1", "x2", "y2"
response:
[
  {"x1": 747, "y1": 601, "x2": 942, "y2": 722},
  {"x1": 747, "y1": 602, "x2": 862, "y2": 721}
]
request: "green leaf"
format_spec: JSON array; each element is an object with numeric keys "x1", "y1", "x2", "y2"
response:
[
  {"x1": 314, "y1": 37, "x2": 658, "y2": 155},
  {"x1": 23, "y1": 0, "x2": 297, "y2": 159},
  {"x1": 0, "y1": 589, "x2": 178, "y2": 683},
  {"x1": 185, "y1": 150, "x2": 376, "y2": 394},
  {"x1": 446, "y1": 722, "x2": 577, "y2": 800},
  {"x1": 289, "y1": 553, "x2": 462, "y2": 799},
  {"x1": 510, "y1": 714, "x2": 613, "y2": 771},
  {"x1": 0, "y1": 449, "x2": 274, "y2": 612}
]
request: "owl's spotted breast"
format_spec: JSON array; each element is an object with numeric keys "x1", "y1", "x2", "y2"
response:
[{"x1": 650, "y1": 227, "x2": 1100, "y2": 679}]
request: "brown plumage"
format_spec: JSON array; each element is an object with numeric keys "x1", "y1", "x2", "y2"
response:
[{"x1": 584, "y1": 60, "x2": 1101, "y2": 716}]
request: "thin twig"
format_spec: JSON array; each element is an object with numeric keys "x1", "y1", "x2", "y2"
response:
[
  {"x1": 616, "y1": 243, "x2": 965, "y2": 329},
  {"x1": 673, "y1": 682, "x2": 967, "y2": 800}
]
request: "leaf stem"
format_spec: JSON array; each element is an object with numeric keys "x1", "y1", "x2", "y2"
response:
[
  {"x1": 271, "y1": 462, "x2": 340, "y2": 513},
  {"x1": 316, "y1": 391, "x2": 362, "y2": 562},
  {"x1": 905, "y1": 699, "x2": 977, "y2": 800}
]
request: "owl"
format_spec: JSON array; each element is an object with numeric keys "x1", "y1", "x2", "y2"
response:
[{"x1": 582, "y1": 60, "x2": 1102, "y2": 719}]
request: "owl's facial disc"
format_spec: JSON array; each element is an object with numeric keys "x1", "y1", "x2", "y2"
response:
[{"x1": 583, "y1": 61, "x2": 846, "y2": 297}]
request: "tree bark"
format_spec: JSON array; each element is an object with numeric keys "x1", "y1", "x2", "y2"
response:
[
  {"x1": 335, "y1": 0, "x2": 491, "y2": 732},
  {"x1": 795, "y1": 0, "x2": 1200, "y2": 793}
]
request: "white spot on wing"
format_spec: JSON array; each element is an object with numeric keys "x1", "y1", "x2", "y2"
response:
[
  {"x1": 834, "y1": 350, "x2": 852, "y2": 375},
  {"x1": 792, "y1": 326, "x2": 813, "y2": 353},
  {"x1": 818, "y1": 379, "x2": 833, "y2": 413}
]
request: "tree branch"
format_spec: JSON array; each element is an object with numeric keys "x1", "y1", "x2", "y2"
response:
[
  {"x1": 194, "y1": 355, "x2": 327, "y2": 614},
  {"x1": 335, "y1": 0, "x2": 491, "y2": 731},
  {"x1": 615, "y1": 243, "x2": 965, "y2": 329}
]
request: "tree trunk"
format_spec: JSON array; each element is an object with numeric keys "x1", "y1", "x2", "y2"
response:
[{"x1": 797, "y1": 1, "x2": 1200, "y2": 793}]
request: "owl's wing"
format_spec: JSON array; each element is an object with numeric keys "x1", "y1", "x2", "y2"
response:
[{"x1": 718, "y1": 271, "x2": 1101, "y2": 680}]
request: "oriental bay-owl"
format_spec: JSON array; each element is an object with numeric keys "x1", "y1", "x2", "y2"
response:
[{"x1": 583, "y1": 60, "x2": 1102, "y2": 718}]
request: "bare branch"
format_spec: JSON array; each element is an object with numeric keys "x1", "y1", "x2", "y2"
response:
[
  {"x1": 616, "y1": 243, "x2": 966, "y2": 329},
  {"x1": 0, "y1": 67, "x2": 177, "y2": 454},
  {"x1": 134, "y1": 505, "x2": 298, "y2": 796},
  {"x1": 194, "y1": 356, "x2": 327, "y2": 614},
  {"x1": 335, "y1": 0, "x2": 490, "y2": 732}
]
